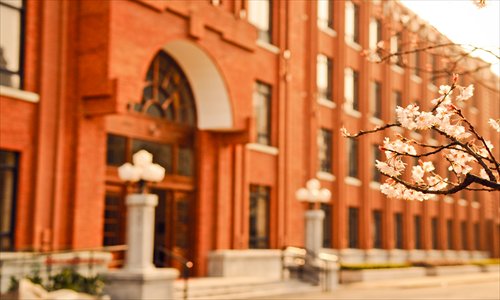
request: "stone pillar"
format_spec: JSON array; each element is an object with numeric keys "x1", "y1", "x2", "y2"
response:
[
  {"x1": 125, "y1": 194, "x2": 158, "y2": 271},
  {"x1": 102, "y1": 193, "x2": 179, "y2": 300},
  {"x1": 305, "y1": 210, "x2": 325, "y2": 254}
]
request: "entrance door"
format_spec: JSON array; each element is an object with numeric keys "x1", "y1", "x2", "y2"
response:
[{"x1": 153, "y1": 189, "x2": 193, "y2": 269}]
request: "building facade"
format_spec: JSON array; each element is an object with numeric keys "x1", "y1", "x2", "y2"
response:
[{"x1": 1, "y1": 0, "x2": 499, "y2": 276}]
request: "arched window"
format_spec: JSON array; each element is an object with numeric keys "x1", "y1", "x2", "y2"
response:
[{"x1": 134, "y1": 51, "x2": 196, "y2": 126}]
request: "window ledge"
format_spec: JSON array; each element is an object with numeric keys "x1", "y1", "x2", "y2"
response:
[
  {"x1": 409, "y1": 131, "x2": 422, "y2": 141},
  {"x1": 369, "y1": 181, "x2": 381, "y2": 190},
  {"x1": 443, "y1": 196, "x2": 454, "y2": 204},
  {"x1": 469, "y1": 107, "x2": 479, "y2": 115},
  {"x1": 471, "y1": 201, "x2": 480, "y2": 209},
  {"x1": 391, "y1": 126, "x2": 404, "y2": 134},
  {"x1": 256, "y1": 40, "x2": 280, "y2": 54},
  {"x1": 0, "y1": 85, "x2": 39, "y2": 103},
  {"x1": 369, "y1": 117, "x2": 384, "y2": 126},
  {"x1": 427, "y1": 138, "x2": 438, "y2": 146},
  {"x1": 317, "y1": 171, "x2": 336, "y2": 182},
  {"x1": 411, "y1": 75, "x2": 422, "y2": 84},
  {"x1": 246, "y1": 143, "x2": 279, "y2": 155},
  {"x1": 458, "y1": 199, "x2": 468, "y2": 207},
  {"x1": 345, "y1": 176, "x2": 362, "y2": 186},
  {"x1": 391, "y1": 65, "x2": 405, "y2": 74},
  {"x1": 343, "y1": 106, "x2": 362, "y2": 118},
  {"x1": 318, "y1": 98, "x2": 336, "y2": 109},
  {"x1": 427, "y1": 83, "x2": 438, "y2": 92},
  {"x1": 318, "y1": 26, "x2": 337, "y2": 37},
  {"x1": 345, "y1": 39, "x2": 362, "y2": 52}
]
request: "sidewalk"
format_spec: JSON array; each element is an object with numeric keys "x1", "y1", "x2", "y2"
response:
[{"x1": 253, "y1": 272, "x2": 500, "y2": 299}]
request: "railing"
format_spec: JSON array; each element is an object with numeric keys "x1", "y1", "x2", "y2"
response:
[
  {"x1": 156, "y1": 246, "x2": 193, "y2": 300},
  {"x1": 281, "y1": 246, "x2": 339, "y2": 292},
  {"x1": 0, "y1": 245, "x2": 127, "y2": 294}
]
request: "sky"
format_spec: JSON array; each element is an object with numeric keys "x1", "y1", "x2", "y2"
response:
[{"x1": 400, "y1": 0, "x2": 500, "y2": 75}]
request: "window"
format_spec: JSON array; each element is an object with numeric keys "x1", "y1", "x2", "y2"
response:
[
  {"x1": 414, "y1": 215, "x2": 422, "y2": 249},
  {"x1": 0, "y1": 0, "x2": 24, "y2": 88},
  {"x1": 347, "y1": 138, "x2": 359, "y2": 178},
  {"x1": 431, "y1": 217, "x2": 438, "y2": 249},
  {"x1": 321, "y1": 203, "x2": 332, "y2": 248},
  {"x1": 348, "y1": 207, "x2": 359, "y2": 248},
  {"x1": 248, "y1": 0, "x2": 272, "y2": 43},
  {"x1": 413, "y1": 51, "x2": 420, "y2": 77},
  {"x1": 372, "y1": 144, "x2": 382, "y2": 182},
  {"x1": 253, "y1": 82, "x2": 272, "y2": 145},
  {"x1": 461, "y1": 221, "x2": 467, "y2": 250},
  {"x1": 317, "y1": 0, "x2": 333, "y2": 30},
  {"x1": 134, "y1": 51, "x2": 196, "y2": 126},
  {"x1": 103, "y1": 192, "x2": 125, "y2": 246},
  {"x1": 318, "y1": 128, "x2": 333, "y2": 173},
  {"x1": 395, "y1": 213, "x2": 403, "y2": 249},
  {"x1": 447, "y1": 219, "x2": 453, "y2": 250},
  {"x1": 430, "y1": 54, "x2": 438, "y2": 85},
  {"x1": 0, "y1": 150, "x2": 18, "y2": 251},
  {"x1": 390, "y1": 33, "x2": 403, "y2": 66},
  {"x1": 392, "y1": 90, "x2": 402, "y2": 122},
  {"x1": 317, "y1": 54, "x2": 333, "y2": 102},
  {"x1": 373, "y1": 210, "x2": 382, "y2": 249},
  {"x1": 370, "y1": 80, "x2": 382, "y2": 119},
  {"x1": 344, "y1": 68, "x2": 359, "y2": 112},
  {"x1": 106, "y1": 135, "x2": 127, "y2": 167},
  {"x1": 369, "y1": 18, "x2": 382, "y2": 52},
  {"x1": 474, "y1": 223, "x2": 480, "y2": 250},
  {"x1": 345, "y1": 1, "x2": 360, "y2": 44},
  {"x1": 249, "y1": 185, "x2": 270, "y2": 249}
]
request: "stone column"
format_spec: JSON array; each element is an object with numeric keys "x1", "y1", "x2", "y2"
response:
[
  {"x1": 125, "y1": 194, "x2": 158, "y2": 271},
  {"x1": 305, "y1": 210, "x2": 325, "y2": 254},
  {"x1": 102, "y1": 193, "x2": 179, "y2": 300}
]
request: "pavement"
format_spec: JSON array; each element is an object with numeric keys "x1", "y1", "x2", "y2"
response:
[{"x1": 254, "y1": 272, "x2": 500, "y2": 300}]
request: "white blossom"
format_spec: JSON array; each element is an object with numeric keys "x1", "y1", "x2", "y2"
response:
[
  {"x1": 412, "y1": 165, "x2": 425, "y2": 183},
  {"x1": 455, "y1": 84, "x2": 474, "y2": 101},
  {"x1": 488, "y1": 119, "x2": 500, "y2": 132},
  {"x1": 421, "y1": 161, "x2": 435, "y2": 173}
]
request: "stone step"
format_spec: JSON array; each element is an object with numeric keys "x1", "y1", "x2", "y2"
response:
[{"x1": 173, "y1": 277, "x2": 320, "y2": 300}]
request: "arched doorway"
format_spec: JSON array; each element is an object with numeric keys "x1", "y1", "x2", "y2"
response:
[{"x1": 104, "y1": 50, "x2": 197, "y2": 269}]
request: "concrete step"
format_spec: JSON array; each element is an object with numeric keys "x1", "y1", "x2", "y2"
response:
[{"x1": 173, "y1": 277, "x2": 321, "y2": 300}]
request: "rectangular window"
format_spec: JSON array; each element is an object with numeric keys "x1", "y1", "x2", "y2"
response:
[
  {"x1": 461, "y1": 221, "x2": 468, "y2": 250},
  {"x1": 430, "y1": 54, "x2": 438, "y2": 85},
  {"x1": 447, "y1": 219, "x2": 453, "y2": 250},
  {"x1": 372, "y1": 144, "x2": 382, "y2": 182},
  {"x1": 431, "y1": 217, "x2": 438, "y2": 249},
  {"x1": 395, "y1": 213, "x2": 403, "y2": 249},
  {"x1": 249, "y1": 185, "x2": 270, "y2": 249},
  {"x1": 248, "y1": 0, "x2": 272, "y2": 43},
  {"x1": 106, "y1": 134, "x2": 127, "y2": 166},
  {"x1": 253, "y1": 82, "x2": 272, "y2": 145},
  {"x1": 390, "y1": 33, "x2": 403, "y2": 66},
  {"x1": 317, "y1": 0, "x2": 333, "y2": 30},
  {"x1": 0, "y1": 0, "x2": 24, "y2": 88},
  {"x1": 345, "y1": 1, "x2": 360, "y2": 44},
  {"x1": 474, "y1": 223, "x2": 480, "y2": 250},
  {"x1": 321, "y1": 203, "x2": 332, "y2": 248},
  {"x1": 373, "y1": 210, "x2": 382, "y2": 249},
  {"x1": 103, "y1": 192, "x2": 125, "y2": 246},
  {"x1": 348, "y1": 207, "x2": 359, "y2": 248},
  {"x1": 413, "y1": 51, "x2": 420, "y2": 77},
  {"x1": 317, "y1": 54, "x2": 333, "y2": 102},
  {"x1": 370, "y1": 80, "x2": 382, "y2": 119},
  {"x1": 344, "y1": 68, "x2": 359, "y2": 112},
  {"x1": 0, "y1": 150, "x2": 18, "y2": 251},
  {"x1": 318, "y1": 128, "x2": 333, "y2": 173},
  {"x1": 414, "y1": 215, "x2": 422, "y2": 249},
  {"x1": 392, "y1": 90, "x2": 402, "y2": 122},
  {"x1": 347, "y1": 138, "x2": 358, "y2": 178},
  {"x1": 369, "y1": 18, "x2": 382, "y2": 51}
]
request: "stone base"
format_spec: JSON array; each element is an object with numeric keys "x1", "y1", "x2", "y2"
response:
[
  {"x1": 102, "y1": 268, "x2": 178, "y2": 300},
  {"x1": 207, "y1": 250, "x2": 281, "y2": 279}
]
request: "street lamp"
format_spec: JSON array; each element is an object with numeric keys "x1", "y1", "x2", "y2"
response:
[
  {"x1": 117, "y1": 150, "x2": 165, "y2": 271},
  {"x1": 296, "y1": 178, "x2": 331, "y2": 254}
]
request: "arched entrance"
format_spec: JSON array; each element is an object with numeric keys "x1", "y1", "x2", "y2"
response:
[{"x1": 104, "y1": 50, "x2": 199, "y2": 269}]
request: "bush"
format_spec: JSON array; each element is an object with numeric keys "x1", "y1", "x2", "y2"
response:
[
  {"x1": 340, "y1": 263, "x2": 411, "y2": 270},
  {"x1": 411, "y1": 260, "x2": 466, "y2": 267},
  {"x1": 470, "y1": 259, "x2": 500, "y2": 266}
]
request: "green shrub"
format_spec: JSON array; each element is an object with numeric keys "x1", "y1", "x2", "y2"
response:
[
  {"x1": 340, "y1": 262, "x2": 411, "y2": 270},
  {"x1": 411, "y1": 260, "x2": 466, "y2": 267}
]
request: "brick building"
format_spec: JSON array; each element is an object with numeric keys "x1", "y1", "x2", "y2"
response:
[{"x1": 0, "y1": 0, "x2": 498, "y2": 276}]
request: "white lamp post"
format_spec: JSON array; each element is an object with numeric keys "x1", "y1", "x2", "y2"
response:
[
  {"x1": 117, "y1": 150, "x2": 165, "y2": 271},
  {"x1": 296, "y1": 179, "x2": 331, "y2": 254}
]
